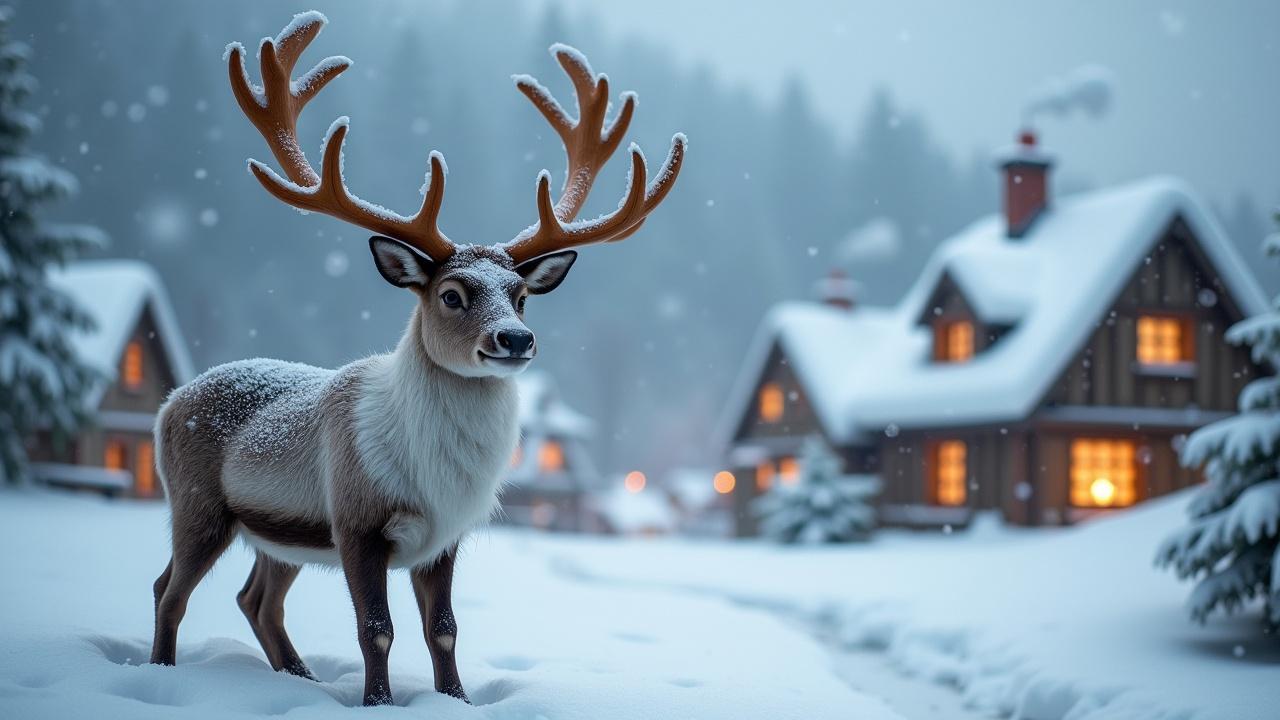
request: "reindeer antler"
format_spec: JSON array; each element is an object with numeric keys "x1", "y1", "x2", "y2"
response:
[
  {"x1": 500, "y1": 45, "x2": 686, "y2": 265},
  {"x1": 227, "y1": 12, "x2": 457, "y2": 261}
]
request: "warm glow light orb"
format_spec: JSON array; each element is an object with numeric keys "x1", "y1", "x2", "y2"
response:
[
  {"x1": 713, "y1": 471, "x2": 736, "y2": 494},
  {"x1": 1090, "y1": 477, "x2": 1116, "y2": 506},
  {"x1": 624, "y1": 471, "x2": 646, "y2": 494}
]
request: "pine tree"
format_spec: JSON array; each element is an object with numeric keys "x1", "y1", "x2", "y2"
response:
[
  {"x1": 1156, "y1": 214, "x2": 1280, "y2": 629},
  {"x1": 0, "y1": 6, "x2": 104, "y2": 484},
  {"x1": 753, "y1": 437, "x2": 880, "y2": 544}
]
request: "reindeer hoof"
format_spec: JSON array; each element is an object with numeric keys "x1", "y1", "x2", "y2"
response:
[{"x1": 440, "y1": 684, "x2": 470, "y2": 704}]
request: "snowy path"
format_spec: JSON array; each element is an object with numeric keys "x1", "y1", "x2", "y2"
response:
[
  {"x1": 540, "y1": 498, "x2": 1280, "y2": 720},
  {"x1": 0, "y1": 492, "x2": 901, "y2": 720}
]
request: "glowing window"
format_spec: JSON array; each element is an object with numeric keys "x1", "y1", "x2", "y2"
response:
[
  {"x1": 937, "y1": 321, "x2": 974, "y2": 363},
  {"x1": 538, "y1": 441, "x2": 564, "y2": 473},
  {"x1": 713, "y1": 471, "x2": 736, "y2": 494},
  {"x1": 756, "y1": 460, "x2": 776, "y2": 491},
  {"x1": 104, "y1": 440, "x2": 127, "y2": 471},
  {"x1": 759, "y1": 382, "x2": 785, "y2": 423},
  {"x1": 122, "y1": 340, "x2": 144, "y2": 390},
  {"x1": 778, "y1": 456, "x2": 800, "y2": 485},
  {"x1": 135, "y1": 441, "x2": 155, "y2": 497},
  {"x1": 1136, "y1": 316, "x2": 1191, "y2": 365},
  {"x1": 932, "y1": 440, "x2": 967, "y2": 506},
  {"x1": 1070, "y1": 439, "x2": 1137, "y2": 508}
]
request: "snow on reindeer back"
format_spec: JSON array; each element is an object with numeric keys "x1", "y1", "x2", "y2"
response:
[{"x1": 181, "y1": 358, "x2": 333, "y2": 460}]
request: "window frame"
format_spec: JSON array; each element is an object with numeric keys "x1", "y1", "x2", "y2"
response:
[
  {"x1": 537, "y1": 439, "x2": 566, "y2": 474},
  {"x1": 928, "y1": 439, "x2": 968, "y2": 507},
  {"x1": 135, "y1": 440, "x2": 155, "y2": 497},
  {"x1": 1134, "y1": 312, "x2": 1195, "y2": 374},
  {"x1": 122, "y1": 339, "x2": 145, "y2": 392},
  {"x1": 758, "y1": 381, "x2": 785, "y2": 423},
  {"x1": 933, "y1": 319, "x2": 976, "y2": 364},
  {"x1": 1069, "y1": 437, "x2": 1140, "y2": 509},
  {"x1": 104, "y1": 438, "x2": 129, "y2": 472}
]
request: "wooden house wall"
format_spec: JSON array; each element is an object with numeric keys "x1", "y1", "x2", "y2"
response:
[
  {"x1": 98, "y1": 306, "x2": 179, "y2": 414},
  {"x1": 921, "y1": 273, "x2": 1007, "y2": 356},
  {"x1": 733, "y1": 342, "x2": 824, "y2": 443},
  {"x1": 879, "y1": 427, "x2": 1031, "y2": 524},
  {"x1": 30, "y1": 303, "x2": 178, "y2": 499},
  {"x1": 1026, "y1": 426, "x2": 1202, "y2": 525},
  {"x1": 1045, "y1": 219, "x2": 1258, "y2": 412}
]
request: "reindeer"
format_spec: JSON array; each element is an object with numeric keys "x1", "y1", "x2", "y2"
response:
[{"x1": 148, "y1": 12, "x2": 684, "y2": 707}]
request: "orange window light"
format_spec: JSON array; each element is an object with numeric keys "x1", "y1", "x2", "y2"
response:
[
  {"x1": 123, "y1": 340, "x2": 144, "y2": 390},
  {"x1": 1136, "y1": 316, "x2": 1190, "y2": 365},
  {"x1": 538, "y1": 440, "x2": 564, "y2": 473},
  {"x1": 933, "y1": 440, "x2": 967, "y2": 506},
  {"x1": 756, "y1": 460, "x2": 776, "y2": 491},
  {"x1": 1070, "y1": 439, "x2": 1138, "y2": 508},
  {"x1": 104, "y1": 440, "x2": 127, "y2": 471},
  {"x1": 713, "y1": 471, "x2": 736, "y2": 494},
  {"x1": 778, "y1": 456, "x2": 800, "y2": 485},
  {"x1": 759, "y1": 382, "x2": 785, "y2": 423},
  {"x1": 135, "y1": 441, "x2": 155, "y2": 497},
  {"x1": 948, "y1": 322, "x2": 974, "y2": 361},
  {"x1": 624, "y1": 471, "x2": 646, "y2": 494}
]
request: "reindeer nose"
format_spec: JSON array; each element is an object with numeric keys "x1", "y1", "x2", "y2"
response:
[{"x1": 495, "y1": 329, "x2": 535, "y2": 357}]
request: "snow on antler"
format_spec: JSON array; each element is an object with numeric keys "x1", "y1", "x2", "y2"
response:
[{"x1": 227, "y1": 14, "x2": 455, "y2": 261}]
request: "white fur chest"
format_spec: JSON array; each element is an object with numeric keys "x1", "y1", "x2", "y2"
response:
[{"x1": 353, "y1": 357, "x2": 519, "y2": 568}]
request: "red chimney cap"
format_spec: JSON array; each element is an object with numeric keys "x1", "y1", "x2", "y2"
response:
[{"x1": 1019, "y1": 129, "x2": 1037, "y2": 147}]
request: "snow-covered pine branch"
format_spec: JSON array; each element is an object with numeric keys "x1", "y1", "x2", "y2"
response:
[
  {"x1": 0, "y1": 6, "x2": 105, "y2": 484},
  {"x1": 753, "y1": 436, "x2": 880, "y2": 544},
  {"x1": 1157, "y1": 216, "x2": 1280, "y2": 630}
]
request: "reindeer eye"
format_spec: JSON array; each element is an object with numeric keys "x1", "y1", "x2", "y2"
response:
[
  {"x1": 517, "y1": 296, "x2": 527, "y2": 313},
  {"x1": 441, "y1": 289, "x2": 463, "y2": 308}
]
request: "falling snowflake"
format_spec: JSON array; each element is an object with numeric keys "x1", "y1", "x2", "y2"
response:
[
  {"x1": 146, "y1": 85, "x2": 170, "y2": 107},
  {"x1": 324, "y1": 250, "x2": 350, "y2": 278}
]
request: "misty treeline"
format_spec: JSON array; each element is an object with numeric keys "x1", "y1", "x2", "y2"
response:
[{"x1": 11, "y1": 0, "x2": 1271, "y2": 474}]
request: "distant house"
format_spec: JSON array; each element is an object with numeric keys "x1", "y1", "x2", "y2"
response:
[
  {"x1": 501, "y1": 370, "x2": 600, "y2": 531},
  {"x1": 719, "y1": 131, "x2": 1269, "y2": 534},
  {"x1": 27, "y1": 261, "x2": 193, "y2": 498}
]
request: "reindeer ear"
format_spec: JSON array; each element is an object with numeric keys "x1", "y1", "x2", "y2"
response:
[
  {"x1": 369, "y1": 236, "x2": 435, "y2": 288},
  {"x1": 516, "y1": 250, "x2": 577, "y2": 295}
]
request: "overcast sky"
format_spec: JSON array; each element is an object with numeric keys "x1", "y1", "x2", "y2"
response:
[{"x1": 548, "y1": 0, "x2": 1279, "y2": 213}]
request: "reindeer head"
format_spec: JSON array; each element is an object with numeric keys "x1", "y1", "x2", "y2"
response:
[{"x1": 226, "y1": 15, "x2": 685, "y2": 378}]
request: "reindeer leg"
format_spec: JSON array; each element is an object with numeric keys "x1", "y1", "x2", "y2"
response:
[
  {"x1": 241, "y1": 554, "x2": 314, "y2": 679},
  {"x1": 411, "y1": 545, "x2": 468, "y2": 702},
  {"x1": 340, "y1": 530, "x2": 394, "y2": 706},
  {"x1": 151, "y1": 512, "x2": 235, "y2": 666}
]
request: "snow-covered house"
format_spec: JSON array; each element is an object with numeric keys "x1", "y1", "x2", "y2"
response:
[
  {"x1": 719, "y1": 131, "x2": 1270, "y2": 534},
  {"x1": 501, "y1": 370, "x2": 600, "y2": 531},
  {"x1": 27, "y1": 261, "x2": 193, "y2": 498}
]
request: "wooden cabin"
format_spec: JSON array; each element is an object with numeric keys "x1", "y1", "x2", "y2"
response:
[
  {"x1": 500, "y1": 370, "x2": 601, "y2": 532},
  {"x1": 27, "y1": 261, "x2": 193, "y2": 498},
  {"x1": 718, "y1": 131, "x2": 1269, "y2": 534}
]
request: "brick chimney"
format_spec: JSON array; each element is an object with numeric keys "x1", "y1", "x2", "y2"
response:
[
  {"x1": 998, "y1": 129, "x2": 1053, "y2": 238},
  {"x1": 816, "y1": 269, "x2": 857, "y2": 310}
]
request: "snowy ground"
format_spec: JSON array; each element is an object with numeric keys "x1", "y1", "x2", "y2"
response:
[
  {"x1": 0, "y1": 491, "x2": 898, "y2": 720},
  {"x1": 0, "y1": 491, "x2": 1275, "y2": 720}
]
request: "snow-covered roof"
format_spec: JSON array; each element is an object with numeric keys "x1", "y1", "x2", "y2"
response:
[
  {"x1": 722, "y1": 176, "x2": 1270, "y2": 444},
  {"x1": 515, "y1": 370, "x2": 594, "y2": 438},
  {"x1": 48, "y1": 260, "x2": 195, "y2": 407}
]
